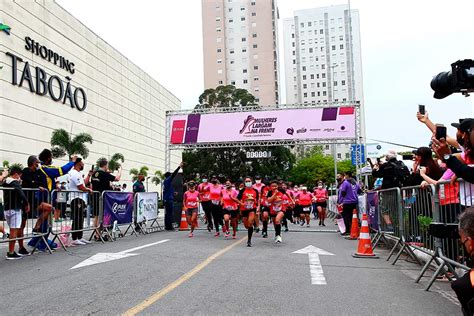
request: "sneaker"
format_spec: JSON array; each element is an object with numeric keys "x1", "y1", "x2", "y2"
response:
[
  {"x1": 72, "y1": 239, "x2": 86, "y2": 246},
  {"x1": 232, "y1": 234, "x2": 236, "y2": 239},
  {"x1": 18, "y1": 248, "x2": 30, "y2": 256},
  {"x1": 255, "y1": 227, "x2": 260, "y2": 233},
  {"x1": 300, "y1": 222, "x2": 305, "y2": 227},
  {"x1": 225, "y1": 232, "x2": 230, "y2": 239},
  {"x1": 284, "y1": 227, "x2": 289, "y2": 232},
  {"x1": 275, "y1": 235, "x2": 282, "y2": 243},
  {"x1": 6, "y1": 252, "x2": 22, "y2": 260},
  {"x1": 262, "y1": 232, "x2": 268, "y2": 238},
  {"x1": 247, "y1": 241, "x2": 252, "y2": 247},
  {"x1": 307, "y1": 224, "x2": 310, "y2": 228},
  {"x1": 214, "y1": 232, "x2": 220, "y2": 237},
  {"x1": 322, "y1": 223, "x2": 326, "y2": 227},
  {"x1": 188, "y1": 232, "x2": 194, "y2": 238},
  {"x1": 80, "y1": 238, "x2": 91, "y2": 244}
]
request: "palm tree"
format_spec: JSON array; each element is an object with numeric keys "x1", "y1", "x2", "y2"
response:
[
  {"x1": 129, "y1": 166, "x2": 149, "y2": 182},
  {"x1": 50, "y1": 129, "x2": 93, "y2": 160},
  {"x1": 2, "y1": 161, "x2": 9, "y2": 169},
  {"x1": 151, "y1": 170, "x2": 165, "y2": 200},
  {"x1": 107, "y1": 153, "x2": 125, "y2": 171}
]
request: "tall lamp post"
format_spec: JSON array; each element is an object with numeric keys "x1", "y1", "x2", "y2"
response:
[{"x1": 330, "y1": 63, "x2": 339, "y2": 192}]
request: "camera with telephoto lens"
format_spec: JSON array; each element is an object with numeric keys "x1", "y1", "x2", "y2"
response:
[{"x1": 431, "y1": 59, "x2": 474, "y2": 99}]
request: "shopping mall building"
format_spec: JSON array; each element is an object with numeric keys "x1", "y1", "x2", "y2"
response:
[{"x1": 0, "y1": 1, "x2": 181, "y2": 189}]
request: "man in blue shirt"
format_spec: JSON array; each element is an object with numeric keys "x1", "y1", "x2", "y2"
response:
[{"x1": 163, "y1": 162, "x2": 183, "y2": 231}]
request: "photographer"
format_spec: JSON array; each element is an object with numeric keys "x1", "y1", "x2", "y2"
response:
[
  {"x1": 433, "y1": 119, "x2": 474, "y2": 183},
  {"x1": 371, "y1": 150, "x2": 409, "y2": 189},
  {"x1": 451, "y1": 209, "x2": 474, "y2": 315}
]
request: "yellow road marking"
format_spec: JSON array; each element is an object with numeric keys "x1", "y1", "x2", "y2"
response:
[{"x1": 123, "y1": 237, "x2": 246, "y2": 316}]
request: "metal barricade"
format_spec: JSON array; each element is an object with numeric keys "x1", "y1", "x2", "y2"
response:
[
  {"x1": 49, "y1": 190, "x2": 104, "y2": 251},
  {"x1": 0, "y1": 187, "x2": 54, "y2": 254},
  {"x1": 101, "y1": 191, "x2": 136, "y2": 240},
  {"x1": 134, "y1": 192, "x2": 162, "y2": 233}
]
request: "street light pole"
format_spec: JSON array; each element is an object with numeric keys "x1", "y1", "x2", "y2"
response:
[{"x1": 330, "y1": 64, "x2": 339, "y2": 192}]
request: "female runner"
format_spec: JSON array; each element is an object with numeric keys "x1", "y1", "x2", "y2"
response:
[
  {"x1": 183, "y1": 181, "x2": 200, "y2": 237},
  {"x1": 221, "y1": 179, "x2": 240, "y2": 239},
  {"x1": 237, "y1": 177, "x2": 260, "y2": 247},
  {"x1": 209, "y1": 176, "x2": 223, "y2": 237},
  {"x1": 266, "y1": 180, "x2": 287, "y2": 243}
]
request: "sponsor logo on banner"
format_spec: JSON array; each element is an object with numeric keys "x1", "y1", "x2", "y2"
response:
[
  {"x1": 286, "y1": 128, "x2": 294, "y2": 135},
  {"x1": 184, "y1": 114, "x2": 201, "y2": 144},
  {"x1": 297, "y1": 128, "x2": 307, "y2": 134},
  {"x1": 170, "y1": 120, "x2": 186, "y2": 144},
  {"x1": 136, "y1": 193, "x2": 158, "y2": 222},
  {"x1": 112, "y1": 202, "x2": 127, "y2": 214},
  {"x1": 103, "y1": 192, "x2": 134, "y2": 226},
  {"x1": 0, "y1": 21, "x2": 11, "y2": 35},
  {"x1": 239, "y1": 115, "x2": 277, "y2": 137}
]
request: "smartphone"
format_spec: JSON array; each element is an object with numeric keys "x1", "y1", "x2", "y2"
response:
[
  {"x1": 435, "y1": 124, "x2": 447, "y2": 140},
  {"x1": 418, "y1": 104, "x2": 425, "y2": 115},
  {"x1": 402, "y1": 154, "x2": 414, "y2": 160}
]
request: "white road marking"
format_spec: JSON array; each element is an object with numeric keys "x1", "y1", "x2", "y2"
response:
[{"x1": 293, "y1": 245, "x2": 335, "y2": 285}]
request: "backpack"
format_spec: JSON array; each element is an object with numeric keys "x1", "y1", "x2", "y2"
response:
[{"x1": 390, "y1": 160, "x2": 410, "y2": 187}]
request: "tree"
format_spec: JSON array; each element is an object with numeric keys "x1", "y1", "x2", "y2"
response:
[
  {"x1": 107, "y1": 153, "x2": 124, "y2": 171},
  {"x1": 151, "y1": 170, "x2": 164, "y2": 186},
  {"x1": 2, "y1": 161, "x2": 9, "y2": 169},
  {"x1": 129, "y1": 166, "x2": 149, "y2": 182},
  {"x1": 290, "y1": 151, "x2": 355, "y2": 188},
  {"x1": 197, "y1": 85, "x2": 257, "y2": 109},
  {"x1": 50, "y1": 129, "x2": 93, "y2": 160}
]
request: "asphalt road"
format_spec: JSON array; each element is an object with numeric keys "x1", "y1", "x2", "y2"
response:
[{"x1": 0, "y1": 223, "x2": 461, "y2": 315}]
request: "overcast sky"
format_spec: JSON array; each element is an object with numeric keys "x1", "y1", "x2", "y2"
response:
[{"x1": 58, "y1": 0, "x2": 474, "y2": 150}]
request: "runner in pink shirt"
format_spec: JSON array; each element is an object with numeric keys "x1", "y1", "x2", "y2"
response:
[
  {"x1": 313, "y1": 181, "x2": 329, "y2": 226},
  {"x1": 183, "y1": 182, "x2": 200, "y2": 237},
  {"x1": 221, "y1": 180, "x2": 240, "y2": 239},
  {"x1": 252, "y1": 175, "x2": 265, "y2": 233},
  {"x1": 209, "y1": 177, "x2": 223, "y2": 237},
  {"x1": 198, "y1": 175, "x2": 213, "y2": 232}
]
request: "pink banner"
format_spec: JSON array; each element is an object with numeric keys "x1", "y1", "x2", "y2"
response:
[{"x1": 169, "y1": 107, "x2": 355, "y2": 144}]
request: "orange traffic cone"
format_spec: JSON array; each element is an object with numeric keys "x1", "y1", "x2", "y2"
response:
[
  {"x1": 345, "y1": 209, "x2": 359, "y2": 240},
  {"x1": 179, "y1": 209, "x2": 189, "y2": 231},
  {"x1": 353, "y1": 214, "x2": 379, "y2": 259}
]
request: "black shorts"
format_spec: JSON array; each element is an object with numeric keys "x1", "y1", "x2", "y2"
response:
[
  {"x1": 270, "y1": 211, "x2": 284, "y2": 218},
  {"x1": 316, "y1": 201, "x2": 327, "y2": 208},
  {"x1": 261, "y1": 206, "x2": 270, "y2": 213},
  {"x1": 186, "y1": 208, "x2": 198, "y2": 216},
  {"x1": 223, "y1": 208, "x2": 238, "y2": 218},
  {"x1": 90, "y1": 193, "x2": 100, "y2": 217},
  {"x1": 241, "y1": 209, "x2": 256, "y2": 218}
]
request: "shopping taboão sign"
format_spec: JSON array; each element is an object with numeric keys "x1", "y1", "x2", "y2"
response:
[{"x1": 5, "y1": 36, "x2": 87, "y2": 112}]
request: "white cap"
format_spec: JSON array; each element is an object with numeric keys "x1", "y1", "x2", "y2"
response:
[{"x1": 386, "y1": 149, "x2": 397, "y2": 160}]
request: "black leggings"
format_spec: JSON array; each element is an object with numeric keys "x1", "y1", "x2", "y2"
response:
[
  {"x1": 342, "y1": 203, "x2": 358, "y2": 234},
  {"x1": 201, "y1": 201, "x2": 213, "y2": 229},
  {"x1": 71, "y1": 198, "x2": 86, "y2": 240},
  {"x1": 210, "y1": 202, "x2": 223, "y2": 232}
]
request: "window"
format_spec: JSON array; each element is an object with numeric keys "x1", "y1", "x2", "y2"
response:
[
  {"x1": 292, "y1": 33, "x2": 295, "y2": 38},
  {"x1": 243, "y1": 79, "x2": 248, "y2": 84},
  {"x1": 255, "y1": 87, "x2": 260, "y2": 91},
  {"x1": 217, "y1": 59, "x2": 222, "y2": 64},
  {"x1": 323, "y1": 91, "x2": 327, "y2": 96},
  {"x1": 317, "y1": 91, "x2": 320, "y2": 96},
  {"x1": 254, "y1": 76, "x2": 259, "y2": 81},
  {"x1": 216, "y1": 17, "x2": 221, "y2": 21},
  {"x1": 231, "y1": 80, "x2": 235, "y2": 85},
  {"x1": 322, "y1": 73, "x2": 326, "y2": 78},
  {"x1": 241, "y1": 17, "x2": 245, "y2": 21},
  {"x1": 292, "y1": 42, "x2": 295, "y2": 47},
  {"x1": 316, "y1": 74, "x2": 320, "y2": 79},
  {"x1": 230, "y1": 49, "x2": 234, "y2": 54},
  {"x1": 337, "y1": 153, "x2": 341, "y2": 159},
  {"x1": 308, "y1": 22, "x2": 312, "y2": 27},
  {"x1": 253, "y1": 44, "x2": 258, "y2": 48},
  {"x1": 309, "y1": 48, "x2": 313, "y2": 53},
  {"x1": 300, "y1": 22, "x2": 304, "y2": 27},
  {"x1": 229, "y1": 8, "x2": 232, "y2": 12},
  {"x1": 303, "y1": 75, "x2": 307, "y2": 80},
  {"x1": 229, "y1": 19, "x2": 234, "y2": 23},
  {"x1": 242, "y1": 48, "x2": 247, "y2": 52},
  {"x1": 252, "y1": 12, "x2": 256, "y2": 16},
  {"x1": 321, "y1": 65, "x2": 325, "y2": 70},
  {"x1": 334, "y1": 81, "x2": 337, "y2": 86},
  {"x1": 339, "y1": 35, "x2": 344, "y2": 41},
  {"x1": 331, "y1": 36, "x2": 335, "y2": 42},
  {"x1": 301, "y1": 31, "x2": 305, "y2": 36},
  {"x1": 217, "y1": 48, "x2": 222, "y2": 53},
  {"x1": 218, "y1": 80, "x2": 223, "y2": 84},
  {"x1": 242, "y1": 37, "x2": 246, "y2": 42},
  {"x1": 292, "y1": 59, "x2": 296, "y2": 64},
  {"x1": 230, "y1": 60, "x2": 234, "y2": 64},
  {"x1": 317, "y1": 82, "x2": 320, "y2": 87},
  {"x1": 342, "y1": 80, "x2": 346, "y2": 86},
  {"x1": 346, "y1": 153, "x2": 350, "y2": 159},
  {"x1": 343, "y1": 98, "x2": 347, "y2": 101},
  {"x1": 251, "y1": 1, "x2": 256, "y2": 5},
  {"x1": 243, "y1": 69, "x2": 247, "y2": 73},
  {"x1": 320, "y1": 29, "x2": 323, "y2": 34},
  {"x1": 240, "y1": 7, "x2": 245, "y2": 10},
  {"x1": 325, "y1": 145, "x2": 330, "y2": 150},
  {"x1": 302, "y1": 66, "x2": 306, "y2": 71},
  {"x1": 216, "y1": 28, "x2": 222, "y2": 32},
  {"x1": 340, "y1": 44, "x2": 344, "y2": 49},
  {"x1": 322, "y1": 82, "x2": 326, "y2": 87},
  {"x1": 303, "y1": 92, "x2": 308, "y2": 97},
  {"x1": 254, "y1": 65, "x2": 258, "y2": 70},
  {"x1": 311, "y1": 92, "x2": 315, "y2": 97},
  {"x1": 310, "y1": 74, "x2": 314, "y2": 79},
  {"x1": 332, "y1": 45, "x2": 336, "y2": 50},
  {"x1": 218, "y1": 69, "x2": 223, "y2": 74},
  {"x1": 303, "y1": 84, "x2": 307, "y2": 89},
  {"x1": 252, "y1": 33, "x2": 257, "y2": 38}
]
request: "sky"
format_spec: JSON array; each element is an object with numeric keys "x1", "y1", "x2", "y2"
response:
[{"x1": 58, "y1": 0, "x2": 474, "y2": 151}]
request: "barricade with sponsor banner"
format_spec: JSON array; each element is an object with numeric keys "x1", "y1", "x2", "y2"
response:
[
  {"x1": 0, "y1": 187, "x2": 54, "y2": 254},
  {"x1": 135, "y1": 192, "x2": 162, "y2": 233},
  {"x1": 102, "y1": 191, "x2": 135, "y2": 240}
]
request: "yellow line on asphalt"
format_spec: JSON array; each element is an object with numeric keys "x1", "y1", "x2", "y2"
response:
[{"x1": 123, "y1": 237, "x2": 246, "y2": 316}]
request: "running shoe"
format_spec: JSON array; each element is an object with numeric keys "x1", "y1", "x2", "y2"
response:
[
  {"x1": 262, "y1": 231, "x2": 268, "y2": 238},
  {"x1": 322, "y1": 223, "x2": 326, "y2": 227},
  {"x1": 232, "y1": 234, "x2": 236, "y2": 239},
  {"x1": 18, "y1": 248, "x2": 30, "y2": 256},
  {"x1": 80, "y1": 238, "x2": 91, "y2": 244},
  {"x1": 300, "y1": 222, "x2": 305, "y2": 227},
  {"x1": 307, "y1": 224, "x2": 310, "y2": 228},
  {"x1": 225, "y1": 231, "x2": 230, "y2": 239},
  {"x1": 284, "y1": 227, "x2": 289, "y2": 232},
  {"x1": 275, "y1": 235, "x2": 282, "y2": 243},
  {"x1": 6, "y1": 252, "x2": 22, "y2": 260},
  {"x1": 72, "y1": 239, "x2": 86, "y2": 246},
  {"x1": 188, "y1": 232, "x2": 194, "y2": 238},
  {"x1": 247, "y1": 241, "x2": 252, "y2": 247},
  {"x1": 214, "y1": 232, "x2": 220, "y2": 237},
  {"x1": 207, "y1": 226, "x2": 212, "y2": 232},
  {"x1": 255, "y1": 227, "x2": 260, "y2": 233}
]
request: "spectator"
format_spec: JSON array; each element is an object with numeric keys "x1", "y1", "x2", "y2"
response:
[
  {"x1": 67, "y1": 158, "x2": 93, "y2": 246},
  {"x1": 417, "y1": 111, "x2": 461, "y2": 149},
  {"x1": 408, "y1": 147, "x2": 443, "y2": 186},
  {"x1": 122, "y1": 183, "x2": 127, "y2": 192},
  {"x1": 337, "y1": 171, "x2": 362, "y2": 236},
  {"x1": 451, "y1": 208, "x2": 474, "y2": 315},
  {"x1": 0, "y1": 168, "x2": 8, "y2": 182},
  {"x1": 163, "y1": 162, "x2": 183, "y2": 231},
  {"x1": 91, "y1": 158, "x2": 122, "y2": 240},
  {"x1": 3, "y1": 166, "x2": 29, "y2": 259},
  {"x1": 133, "y1": 175, "x2": 146, "y2": 194},
  {"x1": 371, "y1": 150, "x2": 410, "y2": 189}
]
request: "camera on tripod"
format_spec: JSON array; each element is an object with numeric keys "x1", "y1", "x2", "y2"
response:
[{"x1": 431, "y1": 59, "x2": 474, "y2": 99}]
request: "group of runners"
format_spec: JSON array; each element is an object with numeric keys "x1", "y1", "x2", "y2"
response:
[{"x1": 182, "y1": 175, "x2": 329, "y2": 247}]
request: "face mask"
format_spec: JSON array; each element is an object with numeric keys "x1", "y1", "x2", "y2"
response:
[
  {"x1": 80, "y1": 165, "x2": 84, "y2": 171},
  {"x1": 211, "y1": 180, "x2": 217, "y2": 184},
  {"x1": 202, "y1": 179, "x2": 208, "y2": 183},
  {"x1": 318, "y1": 185, "x2": 323, "y2": 189},
  {"x1": 245, "y1": 182, "x2": 252, "y2": 188},
  {"x1": 226, "y1": 184, "x2": 232, "y2": 189},
  {"x1": 256, "y1": 180, "x2": 261, "y2": 184},
  {"x1": 457, "y1": 135, "x2": 465, "y2": 147}
]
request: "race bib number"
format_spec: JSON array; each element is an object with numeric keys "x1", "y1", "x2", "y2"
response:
[
  {"x1": 211, "y1": 200, "x2": 220, "y2": 205},
  {"x1": 245, "y1": 201, "x2": 254, "y2": 209},
  {"x1": 303, "y1": 207, "x2": 310, "y2": 212},
  {"x1": 188, "y1": 202, "x2": 197, "y2": 207},
  {"x1": 273, "y1": 205, "x2": 282, "y2": 212},
  {"x1": 203, "y1": 194, "x2": 210, "y2": 199},
  {"x1": 226, "y1": 206, "x2": 235, "y2": 211}
]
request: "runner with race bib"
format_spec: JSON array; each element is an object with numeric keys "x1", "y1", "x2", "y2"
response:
[
  {"x1": 183, "y1": 181, "x2": 200, "y2": 237},
  {"x1": 237, "y1": 177, "x2": 260, "y2": 247},
  {"x1": 221, "y1": 180, "x2": 240, "y2": 239},
  {"x1": 297, "y1": 187, "x2": 314, "y2": 228}
]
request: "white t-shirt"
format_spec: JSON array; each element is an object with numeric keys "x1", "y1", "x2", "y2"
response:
[{"x1": 68, "y1": 169, "x2": 88, "y2": 203}]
